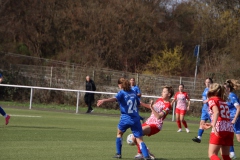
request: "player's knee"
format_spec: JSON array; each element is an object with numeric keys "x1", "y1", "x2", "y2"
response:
[{"x1": 236, "y1": 137, "x2": 240, "y2": 142}]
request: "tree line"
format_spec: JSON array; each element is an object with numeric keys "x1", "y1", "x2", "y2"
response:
[{"x1": 0, "y1": 0, "x2": 240, "y2": 80}]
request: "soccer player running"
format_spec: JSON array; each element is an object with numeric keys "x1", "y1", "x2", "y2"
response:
[
  {"x1": 0, "y1": 72, "x2": 10, "y2": 125},
  {"x1": 131, "y1": 86, "x2": 174, "y2": 159},
  {"x1": 224, "y1": 79, "x2": 240, "y2": 159},
  {"x1": 171, "y1": 84, "x2": 190, "y2": 133},
  {"x1": 129, "y1": 78, "x2": 145, "y2": 122},
  {"x1": 192, "y1": 78, "x2": 213, "y2": 143},
  {"x1": 201, "y1": 83, "x2": 234, "y2": 160},
  {"x1": 97, "y1": 78, "x2": 152, "y2": 160}
]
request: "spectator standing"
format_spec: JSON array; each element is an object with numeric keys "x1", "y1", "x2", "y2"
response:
[
  {"x1": 84, "y1": 75, "x2": 96, "y2": 113},
  {"x1": 0, "y1": 72, "x2": 10, "y2": 125}
]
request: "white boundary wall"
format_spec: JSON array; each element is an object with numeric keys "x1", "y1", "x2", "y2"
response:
[{"x1": 0, "y1": 84, "x2": 202, "y2": 121}]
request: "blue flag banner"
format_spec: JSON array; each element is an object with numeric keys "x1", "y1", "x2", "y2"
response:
[{"x1": 194, "y1": 45, "x2": 200, "y2": 57}]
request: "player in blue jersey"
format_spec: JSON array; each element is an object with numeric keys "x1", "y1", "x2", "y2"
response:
[
  {"x1": 0, "y1": 72, "x2": 10, "y2": 125},
  {"x1": 97, "y1": 78, "x2": 151, "y2": 160},
  {"x1": 224, "y1": 79, "x2": 240, "y2": 159},
  {"x1": 130, "y1": 78, "x2": 145, "y2": 122},
  {"x1": 192, "y1": 78, "x2": 213, "y2": 143}
]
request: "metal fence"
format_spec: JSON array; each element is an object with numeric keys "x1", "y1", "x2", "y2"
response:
[
  {"x1": 0, "y1": 51, "x2": 206, "y2": 99},
  {"x1": 0, "y1": 83, "x2": 202, "y2": 121}
]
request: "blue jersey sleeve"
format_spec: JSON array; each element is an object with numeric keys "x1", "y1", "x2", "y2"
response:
[
  {"x1": 135, "y1": 86, "x2": 141, "y2": 94},
  {"x1": 131, "y1": 86, "x2": 141, "y2": 94},
  {"x1": 202, "y1": 88, "x2": 209, "y2": 109},
  {"x1": 229, "y1": 93, "x2": 240, "y2": 105},
  {"x1": 202, "y1": 88, "x2": 208, "y2": 101},
  {"x1": 0, "y1": 73, "x2": 2, "y2": 78},
  {"x1": 227, "y1": 92, "x2": 240, "y2": 119}
]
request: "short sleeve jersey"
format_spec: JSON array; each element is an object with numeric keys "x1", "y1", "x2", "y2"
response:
[
  {"x1": 208, "y1": 96, "x2": 233, "y2": 133},
  {"x1": 131, "y1": 85, "x2": 141, "y2": 101},
  {"x1": 145, "y1": 98, "x2": 171, "y2": 130},
  {"x1": 202, "y1": 88, "x2": 209, "y2": 111},
  {"x1": 227, "y1": 92, "x2": 240, "y2": 119},
  {"x1": 115, "y1": 89, "x2": 140, "y2": 119},
  {"x1": 174, "y1": 92, "x2": 189, "y2": 110}
]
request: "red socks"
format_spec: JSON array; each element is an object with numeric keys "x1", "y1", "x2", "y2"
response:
[
  {"x1": 177, "y1": 120, "x2": 181, "y2": 128},
  {"x1": 222, "y1": 155, "x2": 231, "y2": 160},
  {"x1": 210, "y1": 154, "x2": 220, "y2": 160},
  {"x1": 182, "y1": 120, "x2": 188, "y2": 128},
  {"x1": 137, "y1": 143, "x2": 141, "y2": 153}
]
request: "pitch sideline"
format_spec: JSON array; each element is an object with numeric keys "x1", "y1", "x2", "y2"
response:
[{"x1": 10, "y1": 114, "x2": 42, "y2": 118}]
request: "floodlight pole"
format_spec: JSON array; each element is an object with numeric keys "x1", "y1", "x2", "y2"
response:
[{"x1": 193, "y1": 45, "x2": 200, "y2": 91}]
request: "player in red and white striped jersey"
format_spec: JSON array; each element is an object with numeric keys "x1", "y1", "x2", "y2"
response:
[
  {"x1": 171, "y1": 84, "x2": 190, "y2": 133},
  {"x1": 202, "y1": 83, "x2": 234, "y2": 160},
  {"x1": 131, "y1": 86, "x2": 174, "y2": 159}
]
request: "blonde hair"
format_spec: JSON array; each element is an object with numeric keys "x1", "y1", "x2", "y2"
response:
[
  {"x1": 118, "y1": 78, "x2": 131, "y2": 91},
  {"x1": 207, "y1": 83, "x2": 226, "y2": 100},
  {"x1": 224, "y1": 79, "x2": 240, "y2": 91}
]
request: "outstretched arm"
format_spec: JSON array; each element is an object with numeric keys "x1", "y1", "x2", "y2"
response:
[
  {"x1": 140, "y1": 101, "x2": 151, "y2": 109},
  {"x1": 97, "y1": 98, "x2": 117, "y2": 107}
]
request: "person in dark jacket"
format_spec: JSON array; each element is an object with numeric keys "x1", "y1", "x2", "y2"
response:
[{"x1": 84, "y1": 75, "x2": 96, "y2": 113}]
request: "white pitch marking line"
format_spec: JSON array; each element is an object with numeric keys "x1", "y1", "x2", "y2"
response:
[{"x1": 10, "y1": 114, "x2": 42, "y2": 118}]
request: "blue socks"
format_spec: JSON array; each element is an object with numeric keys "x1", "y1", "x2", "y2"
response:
[
  {"x1": 197, "y1": 129, "x2": 204, "y2": 138},
  {"x1": 0, "y1": 106, "x2": 6, "y2": 116},
  {"x1": 116, "y1": 137, "x2": 122, "y2": 155},
  {"x1": 140, "y1": 142, "x2": 149, "y2": 158},
  {"x1": 230, "y1": 146, "x2": 234, "y2": 152}
]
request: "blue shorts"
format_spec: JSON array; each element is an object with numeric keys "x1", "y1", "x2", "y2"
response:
[
  {"x1": 201, "y1": 106, "x2": 211, "y2": 121},
  {"x1": 232, "y1": 117, "x2": 240, "y2": 134},
  {"x1": 118, "y1": 115, "x2": 143, "y2": 138}
]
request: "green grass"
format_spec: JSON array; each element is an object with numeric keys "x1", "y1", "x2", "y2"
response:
[
  {"x1": 0, "y1": 100, "x2": 201, "y2": 122},
  {"x1": 1, "y1": 107, "x2": 239, "y2": 160}
]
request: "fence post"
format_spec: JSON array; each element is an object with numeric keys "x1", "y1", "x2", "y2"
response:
[
  {"x1": 172, "y1": 102, "x2": 175, "y2": 121},
  {"x1": 76, "y1": 91, "x2": 80, "y2": 113},
  {"x1": 50, "y1": 66, "x2": 53, "y2": 87},
  {"x1": 29, "y1": 88, "x2": 33, "y2": 109},
  {"x1": 137, "y1": 73, "x2": 139, "y2": 85},
  {"x1": 92, "y1": 70, "x2": 95, "y2": 81}
]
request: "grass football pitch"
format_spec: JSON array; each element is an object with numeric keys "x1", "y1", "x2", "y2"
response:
[{"x1": 1, "y1": 108, "x2": 239, "y2": 160}]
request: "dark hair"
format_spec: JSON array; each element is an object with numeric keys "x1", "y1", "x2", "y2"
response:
[
  {"x1": 163, "y1": 85, "x2": 174, "y2": 98},
  {"x1": 206, "y1": 77, "x2": 213, "y2": 83},
  {"x1": 207, "y1": 83, "x2": 226, "y2": 100},
  {"x1": 179, "y1": 84, "x2": 184, "y2": 88},
  {"x1": 118, "y1": 78, "x2": 131, "y2": 91}
]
